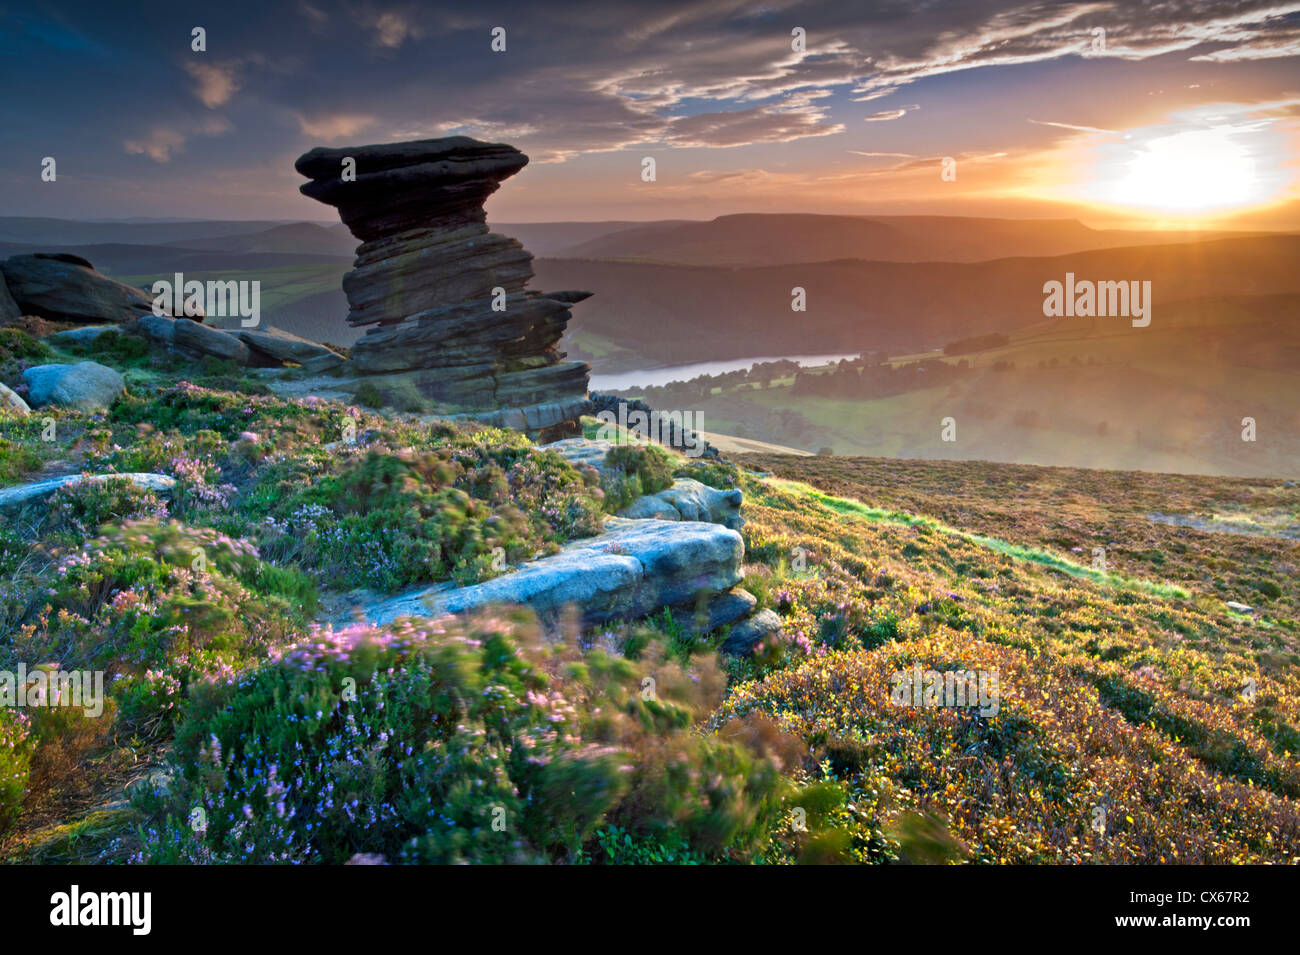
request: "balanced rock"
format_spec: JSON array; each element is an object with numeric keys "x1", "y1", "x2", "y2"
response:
[
  {"x1": 295, "y1": 137, "x2": 591, "y2": 432},
  {"x1": 0, "y1": 253, "x2": 154, "y2": 324},
  {"x1": 22, "y1": 361, "x2": 124, "y2": 410}
]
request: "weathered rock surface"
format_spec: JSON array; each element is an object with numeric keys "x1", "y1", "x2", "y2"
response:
[
  {"x1": 540, "y1": 437, "x2": 617, "y2": 476},
  {"x1": 720, "y1": 609, "x2": 783, "y2": 656},
  {"x1": 173, "y1": 317, "x2": 251, "y2": 364},
  {"x1": 0, "y1": 472, "x2": 175, "y2": 514},
  {"x1": 0, "y1": 273, "x2": 21, "y2": 324},
  {"x1": 239, "y1": 327, "x2": 343, "y2": 371},
  {"x1": 22, "y1": 361, "x2": 124, "y2": 410},
  {"x1": 124, "y1": 314, "x2": 342, "y2": 371},
  {"x1": 686, "y1": 587, "x2": 758, "y2": 635},
  {"x1": 295, "y1": 136, "x2": 590, "y2": 423},
  {"x1": 0, "y1": 253, "x2": 154, "y2": 324},
  {"x1": 347, "y1": 518, "x2": 744, "y2": 630},
  {"x1": 540, "y1": 439, "x2": 743, "y2": 529},
  {"x1": 47, "y1": 325, "x2": 113, "y2": 345},
  {"x1": 0, "y1": 382, "x2": 30, "y2": 415},
  {"x1": 620, "y1": 478, "x2": 744, "y2": 530}
]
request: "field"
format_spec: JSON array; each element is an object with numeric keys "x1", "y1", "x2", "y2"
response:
[
  {"x1": 722, "y1": 452, "x2": 1300, "y2": 861},
  {"x1": 620, "y1": 293, "x2": 1300, "y2": 477}
]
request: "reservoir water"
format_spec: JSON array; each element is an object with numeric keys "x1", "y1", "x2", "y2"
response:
[{"x1": 589, "y1": 353, "x2": 860, "y2": 392}]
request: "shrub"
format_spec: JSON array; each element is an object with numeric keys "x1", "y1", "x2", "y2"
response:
[
  {"x1": 134, "y1": 614, "x2": 791, "y2": 864},
  {"x1": 0, "y1": 710, "x2": 33, "y2": 834},
  {"x1": 14, "y1": 519, "x2": 309, "y2": 733},
  {"x1": 44, "y1": 476, "x2": 169, "y2": 539},
  {"x1": 602, "y1": 444, "x2": 675, "y2": 511},
  {"x1": 0, "y1": 438, "x2": 43, "y2": 484}
]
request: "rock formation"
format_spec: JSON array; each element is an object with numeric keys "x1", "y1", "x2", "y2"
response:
[
  {"x1": 0, "y1": 253, "x2": 154, "y2": 324},
  {"x1": 294, "y1": 136, "x2": 591, "y2": 437},
  {"x1": 0, "y1": 273, "x2": 21, "y2": 324},
  {"x1": 348, "y1": 517, "x2": 747, "y2": 633},
  {"x1": 22, "y1": 361, "x2": 124, "y2": 410},
  {"x1": 0, "y1": 472, "x2": 175, "y2": 515}
]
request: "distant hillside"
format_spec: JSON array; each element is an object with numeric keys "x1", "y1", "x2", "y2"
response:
[
  {"x1": 556, "y1": 213, "x2": 1265, "y2": 266},
  {"x1": 163, "y1": 222, "x2": 357, "y2": 257},
  {"x1": 618, "y1": 292, "x2": 1300, "y2": 477},
  {"x1": 540, "y1": 233, "x2": 1300, "y2": 365},
  {"x1": 491, "y1": 221, "x2": 691, "y2": 257},
  {"x1": 0, "y1": 242, "x2": 351, "y2": 279},
  {"x1": 0, "y1": 216, "x2": 317, "y2": 247}
]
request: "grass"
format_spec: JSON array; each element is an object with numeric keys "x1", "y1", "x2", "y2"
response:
[{"x1": 767, "y1": 477, "x2": 1189, "y2": 597}]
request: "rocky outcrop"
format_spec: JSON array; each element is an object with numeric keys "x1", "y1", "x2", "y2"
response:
[
  {"x1": 719, "y1": 609, "x2": 783, "y2": 656},
  {"x1": 0, "y1": 382, "x2": 30, "y2": 415},
  {"x1": 0, "y1": 253, "x2": 154, "y2": 324},
  {"x1": 294, "y1": 136, "x2": 590, "y2": 430},
  {"x1": 238, "y1": 327, "x2": 343, "y2": 373},
  {"x1": 47, "y1": 326, "x2": 112, "y2": 346},
  {"x1": 123, "y1": 314, "x2": 342, "y2": 371},
  {"x1": 540, "y1": 438, "x2": 743, "y2": 529},
  {"x1": 346, "y1": 517, "x2": 746, "y2": 631},
  {"x1": 0, "y1": 472, "x2": 175, "y2": 514},
  {"x1": 589, "y1": 393, "x2": 720, "y2": 460},
  {"x1": 0, "y1": 273, "x2": 21, "y2": 324},
  {"x1": 22, "y1": 361, "x2": 124, "y2": 410},
  {"x1": 619, "y1": 478, "x2": 744, "y2": 530}
]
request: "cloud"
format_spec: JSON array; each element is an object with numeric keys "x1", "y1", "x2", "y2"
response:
[
  {"x1": 1028, "y1": 119, "x2": 1117, "y2": 134},
  {"x1": 184, "y1": 61, "x2": 240, "y2": 108},
  {"x1": 662, "y1": 96, "x2": 844, "y2": 148},
  {"x1": 361, "y1": 8, "x2": 421, "y2": 48},
  {"x1": 123, "y1": 128, "x2": 187, "y2": 163},
  {"x1": 122, "y1": 115, "x2": 232, "y2": 163},
  {"x1": 864, "y1": 108, "x2": 911, "y2": 122},
  {"x1": 296, "y1": 113, "x2": 376, "y2": 138}
]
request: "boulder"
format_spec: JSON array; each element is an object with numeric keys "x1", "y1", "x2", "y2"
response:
[
  {"x1": 686, "y1": 587, "x2": 757, "y2": 635},
  {"x1": 0, "y1": 472, "x2": 175, "y2": 514},
  {"x1": 22, "y1": 361, "x2": 124, "y2": 410},
  {"x1": 620, "y1": 478, "x2": 744, "y2": 530},
  {"x1": 47, "y1": 326, "x2": 113, "y2": 345},
  {"x1": 172, "y1": 318, "x2": 250, "y2": 364},
  {"x1": 720, "y1": 609, "x2": 784, "y2": 656},
  {"x1": 239, "y1": 327, "x2": 343, "y2": 371},
  {"x1": 0, "y1": 381, "x2": 30, "y2": 415},
  {"x1": 347, "y1": 518, "x2": 744, "y2": 630},
  {"x1": 0, "y1": 273, "x2": 20, "y2": 324},
  {"x1": 541, "y1": 437, "x2": 619, "y2": 477},
  {"x1": 0, "y1": 253, "x2": 154, "y2": 324}
]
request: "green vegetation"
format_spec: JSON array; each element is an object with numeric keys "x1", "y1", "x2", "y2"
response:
[{"x1": 3, "y1": 334, "x2": 1298, "y2": 864}]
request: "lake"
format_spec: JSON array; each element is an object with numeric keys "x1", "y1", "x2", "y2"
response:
[{"x1": 589, "y1": 353, "x2": 861, "y2": 392}]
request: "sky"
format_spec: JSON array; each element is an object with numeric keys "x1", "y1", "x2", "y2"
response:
[{"x1": 2, "y1": 0, "x2": 1299, "y2": 227}]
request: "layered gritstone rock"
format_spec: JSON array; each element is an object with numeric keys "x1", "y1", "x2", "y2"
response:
[{"x1": 294, "y1": 136, "x2": 592, "y2": 434}]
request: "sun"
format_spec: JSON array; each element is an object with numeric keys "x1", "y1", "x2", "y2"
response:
[
  {"x1": 1102, "y1": 128, "x2": 1259, "y2": 212},
  {"x1": 1026, "y1": 107, "x2": 1296, "y2": 223}
]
